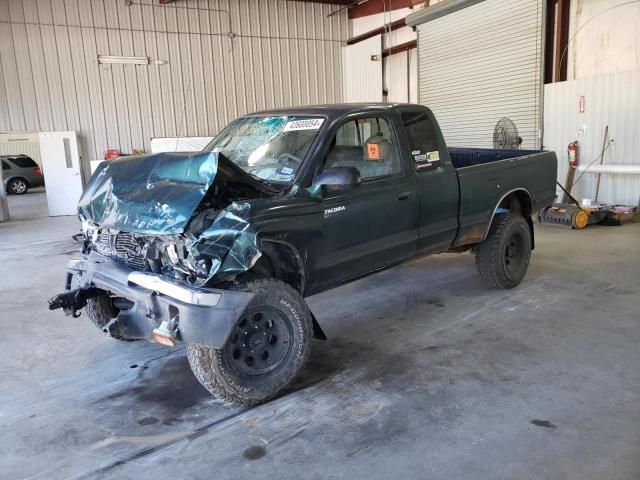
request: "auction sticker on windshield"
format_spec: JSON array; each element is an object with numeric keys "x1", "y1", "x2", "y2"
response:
[{"x1": 284, "y1": 118, "x2": 324, "y2": 131}]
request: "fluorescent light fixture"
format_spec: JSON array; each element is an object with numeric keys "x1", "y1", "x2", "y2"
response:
[{"x1": 98, "y1": 55, "x2": 149, "y2": 65}]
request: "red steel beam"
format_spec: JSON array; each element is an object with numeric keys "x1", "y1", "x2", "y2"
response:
[
  {"x1": 544, "y1": 0, "x2": 556, "y2": 84},
  {"x1": 554, "y1": 0, "x2": 570, "y2": 82},
  {"x1": 349, "y1": 0, "x2": 416, "y2": 19},
  {"x1": 381, "y1": 39, "x2": 417, "y2": 57}
]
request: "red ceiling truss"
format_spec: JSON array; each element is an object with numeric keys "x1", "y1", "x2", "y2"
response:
[{"x1": 292, "y1": 0, "x2": 425, "y2": 19}]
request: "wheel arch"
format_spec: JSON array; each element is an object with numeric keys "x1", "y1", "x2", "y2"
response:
[
  {"x1": 252, "y1": 238, "x2": 326, "y2": 340},
  {"x1": 484, "y1": 188, "x2": 535, "y2": 249},
  {"x1": 6, "y1": 175, "x2": 30, "y2": 187},
  {"x1": 257, "y1": 238, "x2": 306, "y2": 295}
]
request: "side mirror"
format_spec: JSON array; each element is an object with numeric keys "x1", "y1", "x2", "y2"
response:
[{"x1": 312, "y1": 167, "x2": 361, "y2": 190}]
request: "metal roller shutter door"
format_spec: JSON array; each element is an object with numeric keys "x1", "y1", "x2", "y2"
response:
[{"x1": 413, "y1": 0, "x2": 544, "y2": 149}]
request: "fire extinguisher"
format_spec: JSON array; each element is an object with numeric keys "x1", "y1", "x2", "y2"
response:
[
  {"x1": 562, "y1": 141, "x2": 580, "y2": 203},
  {"x1": 567, "y1": 141, "x2": 579, "y2": 168}
]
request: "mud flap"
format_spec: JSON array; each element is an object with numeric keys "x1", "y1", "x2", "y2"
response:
[
  {"x1": 526, "y1": 215, "x2": 535, "y2": 250},
  {"x1": 309, "y1": 309, "x2": 327, "y2": 341}
]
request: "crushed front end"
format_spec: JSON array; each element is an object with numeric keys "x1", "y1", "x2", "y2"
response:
[{"x1": 48, "y1": 150, "x2": 271, "y2": 347}]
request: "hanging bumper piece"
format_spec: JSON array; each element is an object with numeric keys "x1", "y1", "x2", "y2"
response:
[{"x1": 48, "y1": 253, "x2": 254, "y2": 348}]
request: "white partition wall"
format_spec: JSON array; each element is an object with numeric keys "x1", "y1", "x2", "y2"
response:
[
  {"x1": 543, "y1": 71, "x2": 640, "y2": 206},
  {"x1": 342, "y1": 35, "x2": 383, "y2": 103}
]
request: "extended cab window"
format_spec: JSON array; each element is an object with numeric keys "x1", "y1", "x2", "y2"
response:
[
  {"x1": 2, "y1": 160, "x2": 10, "y2": 170},
  {"x1": 324, "y1": 117, "x2": 401, "y2": 180},
  {"x1": 401, "y1": 111, "x2": 442, "y2": 170}
]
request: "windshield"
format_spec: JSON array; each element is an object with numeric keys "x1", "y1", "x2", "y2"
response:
[{"x1": 203, "y1": 115, "x2": 324, "y2": 184}]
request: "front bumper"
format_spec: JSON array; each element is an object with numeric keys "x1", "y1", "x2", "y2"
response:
[{"x1": 60, "y1": 252, "x2": 254, "y2": 348}]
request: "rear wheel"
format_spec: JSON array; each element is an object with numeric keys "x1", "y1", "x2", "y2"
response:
[
  {"x1": 187, "y1": 278, "x2": 312, "y2": 406},
  {"x1": 475, "y1": 213, "x2": 531, "y2": 289},
  {"x1": 8, "y1": 178, "x2": 28, "y2": 195}
]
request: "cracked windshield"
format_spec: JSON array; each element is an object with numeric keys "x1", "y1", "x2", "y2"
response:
[{"x1": 203, "y1": 116, "x2": 325, "y2": 184}]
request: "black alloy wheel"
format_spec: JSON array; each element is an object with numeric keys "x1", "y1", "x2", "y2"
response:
[
  {"x1": 503, "y1": 228, "x2": 527, "y2": 277},
  {"x1": 224, "y1": 306, "x2": 293, "y2": 377}
]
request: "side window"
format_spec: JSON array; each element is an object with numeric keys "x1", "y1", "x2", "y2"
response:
[
  {"x1": 324, "y1": 117, "x2": 401, "y2": 180},
  {"x1": 10, "y1": 156, "x2": 37, "y2": 168},
  {"x1": 335, "y1": 120, "x2": 360, "y2": 147},
  {"x1": 2, "y1": 160, "x2": 10, "y2": 171},
  {"x1": 401, "y1": 111, "x2": 442, "y2": 170}
]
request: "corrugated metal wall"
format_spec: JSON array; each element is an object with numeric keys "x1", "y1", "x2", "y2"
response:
[
  {"x1": 0, "y1": 0, "x2": 348, "y2": 162},
  {"x1": 543, "y1": 71, "x2": 640, "y2": 206},
  {"x1": 0, "y1": 132, "x2": 42, "y2": 165},
  {"x1": 415, "y1": 0, "x2": 544, "y2": 149}
]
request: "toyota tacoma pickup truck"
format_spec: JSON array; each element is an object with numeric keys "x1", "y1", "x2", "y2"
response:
[{"x1": 49, "y1": 104, "x2": 557, "y2": 406}]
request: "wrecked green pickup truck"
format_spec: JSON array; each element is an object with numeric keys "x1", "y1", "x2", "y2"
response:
[{"x1": 50, "y1": 104, "x2": 557, "y2": 406}]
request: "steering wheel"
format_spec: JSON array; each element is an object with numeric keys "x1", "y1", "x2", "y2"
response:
[{"x1": 277, "y1": 153, "x2": 302, "y2": 166}]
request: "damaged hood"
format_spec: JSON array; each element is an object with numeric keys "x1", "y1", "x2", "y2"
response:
[{"x1": 78, "y1": 151, "x2": 271, "y2": 235}]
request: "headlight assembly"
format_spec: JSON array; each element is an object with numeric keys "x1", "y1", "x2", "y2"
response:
[
  {"x1": 81, "y1": 220, "x2": 97, "y2": 241},
  {"x1": 165, "y1": 243, "x2": 181, "y2": 265}
]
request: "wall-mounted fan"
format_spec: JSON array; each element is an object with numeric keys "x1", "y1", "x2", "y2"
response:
[{"x1": 493, "y1": 117, "x2": 522, "y2": 149}]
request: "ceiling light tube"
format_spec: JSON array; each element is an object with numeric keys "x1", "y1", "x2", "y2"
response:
[{"x1": 98, "y1": 55, "x2": 149, "y2": 65}]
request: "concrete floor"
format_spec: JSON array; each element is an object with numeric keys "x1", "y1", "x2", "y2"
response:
[
  {"x1": 1, "y1": 209, "x2": 639, "y2": 480},
  {"x1": 5, "y1": 187, "x2": 48, "y2": 221}
]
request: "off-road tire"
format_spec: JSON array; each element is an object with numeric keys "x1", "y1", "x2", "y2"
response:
[
  {"x1": 475, "y1": 213, "x2": 531, "y2": 289},
  {"x1": 88, "y1": 297, "x2": 139, "y2": 341},
  {"x1": 69, "y1": 273, "x2": 122, "y2": 337},
  {"x1": 85, "y1": 296, "x2": 118, "y2": 329},
  {"x1": 8, "y1": 178, "x2": 28, "y2": 195},
  {"x1": 187, "y1": 278, "x2": 313, "y2": 406}
]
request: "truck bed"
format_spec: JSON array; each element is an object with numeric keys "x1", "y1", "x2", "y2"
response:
[
  {"x1": 450, "y1": 148, "x2": 558, "y2": 247},
  {"x1": 449, "y1": 148, "x2": 542, "y2": 169}
]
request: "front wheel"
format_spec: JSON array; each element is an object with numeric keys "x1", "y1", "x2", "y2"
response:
[
  {"x1": 69, "y1": 272, "x2": 128, "y2": 339},
  {"x1": 187, "y1": 278, "x2": 313, "y2": 406},
  {"x1": 475, "y1": 213, "x2": 532, "y2": 289}
]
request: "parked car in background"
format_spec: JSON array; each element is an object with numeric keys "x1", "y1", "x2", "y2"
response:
[{"x1": 1, "y1": 155, "x2": 44, "y2": 194}]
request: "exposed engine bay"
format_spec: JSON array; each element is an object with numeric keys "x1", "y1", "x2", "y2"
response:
[
  {"x1": 81, "y1": 202, "x2": 261, "y2": 287},
  {"x1": 76, "y1": 151, "x2": 276, "y2": 287}
]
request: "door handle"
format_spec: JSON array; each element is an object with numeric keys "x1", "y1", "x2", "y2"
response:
[{"x1": 397, "y1": 191, "x2": 412, "y2": 200}]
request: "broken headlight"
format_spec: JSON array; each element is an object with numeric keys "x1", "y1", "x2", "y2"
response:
[
  {"x1": 192, "y1": 257, "x2": 216, "y2": 278},
  {"x1": 81, "y1": 220, "x2": 98, "y2": 242},
  {"x1": 160, "y1": 238, "x2": 221, "y2": 285},
  {"x1": 165, "y1": 242, "x2": 181, "y2": 265}
]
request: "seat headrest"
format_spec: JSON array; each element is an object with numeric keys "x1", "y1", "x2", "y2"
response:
[{"x1": 363, "y1": 136, "x2": 392, "y2": 161}]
